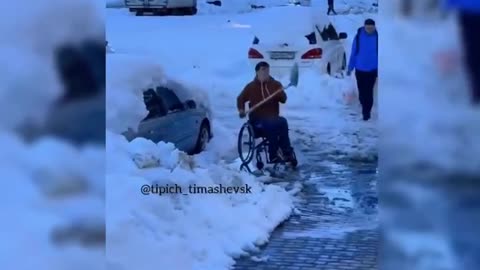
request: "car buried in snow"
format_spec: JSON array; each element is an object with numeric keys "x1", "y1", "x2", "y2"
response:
[
  {"x1": 247, "y1": 6, "x2": 347, "y2": 77},
  {"x1": 123, "y1": 80, "x2": 213, "y2": 155}
]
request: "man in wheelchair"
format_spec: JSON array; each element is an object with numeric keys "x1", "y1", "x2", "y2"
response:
[{"x1": 237, "y1": 61, "x2": 295, "y2": 164}]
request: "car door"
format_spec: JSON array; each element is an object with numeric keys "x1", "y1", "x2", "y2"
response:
[{"x1": 156, "y1": 86, "x2": 196, "y2": 152}]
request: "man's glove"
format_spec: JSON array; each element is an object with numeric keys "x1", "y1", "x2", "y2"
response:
[{"x1": 239, "y1": 110, "x2": 246, "y2": 119}]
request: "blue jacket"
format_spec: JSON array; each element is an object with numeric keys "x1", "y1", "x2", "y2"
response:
[
  {"x1": 348, "y1": 27, "x2": 378, "y2": 73},
  {"x1": 445, "y1": 0, "x2": 480, "y2": 12}
]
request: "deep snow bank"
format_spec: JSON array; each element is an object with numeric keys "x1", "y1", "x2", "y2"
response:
[
  {"x1": 1, "y1": 133, "x2": 105, "y2": 270},
  {"x1": 106, "y1": 132, "x2": 293, "y2": 270}
]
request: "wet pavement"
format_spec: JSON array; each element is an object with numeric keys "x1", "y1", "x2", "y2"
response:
[{"x1": 233, "y1": 107, "x2": 379, "y2": 270}]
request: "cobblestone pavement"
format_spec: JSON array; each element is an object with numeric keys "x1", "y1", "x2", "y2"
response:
[{"x1": 234, "y1": 109, "x2": 379, "y2": 270}]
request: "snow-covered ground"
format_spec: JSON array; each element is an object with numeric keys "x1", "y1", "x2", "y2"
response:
[
  {"x1": 379, "y1": 4, "x2": 480, "y2": 270},
  {"x1": 107, "y1": 4, "x2": 377, "y2": 270},
  {"x1": 0, "y1": 1, "x2": 104, "y2": 270}
]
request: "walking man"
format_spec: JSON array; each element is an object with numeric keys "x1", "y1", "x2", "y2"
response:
[
  {"x1": 347, "y1": 18, "x2": 378, "y2": 121},
  {"x1": 445, "y1": 0, "x2": 480, "y2": 105},
  {"x1": 327, "y1": 0, "x2": 337, "y2": 15}
]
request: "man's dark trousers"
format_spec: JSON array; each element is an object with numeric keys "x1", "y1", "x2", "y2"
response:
[
  {"x1": 252, "y1": 116, "x2": 292, "y2": 159},
  {"x1": 355, "y1": 69, "x2": 377, "y2": 119},
  {"x1": 327, "y1": 0, "x2": 336, "y2": 15},
  {"x1": 459, "y1": 12, "x2": 480, "y2": 104}
]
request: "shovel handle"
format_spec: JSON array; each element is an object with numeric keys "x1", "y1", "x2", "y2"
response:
[{"x1": 245, "y1": 84, "x2": 291, "y2": 115}]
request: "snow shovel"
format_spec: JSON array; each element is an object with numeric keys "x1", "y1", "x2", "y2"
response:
[{"x1": 246, "y1": 63, "x2": 299, "y2": 115}]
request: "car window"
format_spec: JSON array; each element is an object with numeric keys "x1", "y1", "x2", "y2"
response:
[
  {"x1": 326, "y1": 23, "x2": 339, "y2": 40},
  {"x1": 316, "y1": 25, "x2": 328, "y2": 42},
  {"x1": 142, "y1": 88, "x2": 167, "y2": 121},
  {"x1": 316, "y1": 23, "x2": 339, "y2": 41},
  {"x1": 156, "y1": 86, "x2": 184, "y2": 112}
]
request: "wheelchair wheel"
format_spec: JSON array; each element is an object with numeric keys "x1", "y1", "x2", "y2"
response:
[{"x1": 237, "y1": 122, "x2": 256, "y2": 164}]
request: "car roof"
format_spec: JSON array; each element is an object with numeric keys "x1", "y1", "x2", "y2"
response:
[{"x1": 156, "y1": 79, "x2": 189, "y2": 101}]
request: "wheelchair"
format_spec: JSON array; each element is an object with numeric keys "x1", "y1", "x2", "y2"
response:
[{"x1": 237, "y1": 120, "x2": 298, "y2": 174}]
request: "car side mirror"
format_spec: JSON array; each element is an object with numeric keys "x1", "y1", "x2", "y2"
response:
[
  {"x1": 185, "y1": 99, "x2": 196, "y2": 109},
  {"x1": 339, "y1": 32, "x2": 348, "y2": 39}
]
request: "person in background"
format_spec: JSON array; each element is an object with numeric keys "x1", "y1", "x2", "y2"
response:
[
  {"x1": 445, "y1": 0, "x2": 480, "y2": 105},
  {"x1": 347, "y1": 19, "x2": 378, "y2": 121},
  {"x1": 327, "y1": 0, "x2": 337, "y2": 15}
]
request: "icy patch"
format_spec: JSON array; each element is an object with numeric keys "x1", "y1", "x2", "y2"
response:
[
  {"x1": 282, "y1": 214, "x2": 377, "y2": 239},
  {"x1": 322, "y1": 187, "x2": 354, "y2": 211},
  {"x1": 106, "y1": 55, "x2": 166, "y2": 134},
  {"x1": 250, "y1": 255, "x2": 270, "y2": 262}
]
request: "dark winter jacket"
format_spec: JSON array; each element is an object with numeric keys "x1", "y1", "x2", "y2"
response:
[
  {"x1": 237, "y1": 76, "x2": 286, "y2": 120},
  {"x1": 445, "y1": 0, "x2": 480, "y2": 13},
  {"x1": 328, "y1": 0, "x2": 334, "y2": 5},
  {"x1": 348, "y1": 27, "x2": 378, "y2": 72}
]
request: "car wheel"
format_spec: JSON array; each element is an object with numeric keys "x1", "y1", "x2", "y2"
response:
[
  {"x1": 341, "y1": 53, "x2": 346, "y2": 70},
  {"x1": 194, "y1": 122, "x2": 210, "y2": 154},
  {"x1": 135, "y1": 10, "x2": 144, "y2": 16},
  {"x1": 327, "y1": 63, "x2": 331, "y2": 75}
]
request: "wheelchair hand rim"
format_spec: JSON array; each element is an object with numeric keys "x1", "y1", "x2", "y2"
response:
[{"x1": 237, "y1": 123, "x2": 256, "y2": 164}]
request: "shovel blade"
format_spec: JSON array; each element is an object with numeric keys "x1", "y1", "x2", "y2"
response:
[{"x1": 289, "y1": 63, "x2": 299, "y2": 87}]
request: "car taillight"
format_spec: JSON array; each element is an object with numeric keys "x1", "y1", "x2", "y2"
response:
[
  {"x1": 248, "y1": 48, "x2": 264, "y2": 59},
  {"x1": 301, "y1": 48, "x2": 322, "y2": 59}
]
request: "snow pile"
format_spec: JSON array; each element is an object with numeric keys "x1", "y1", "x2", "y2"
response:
[
  {"x1": 106, "y1": 133, "x2": 293, "y2": 270},
  {"x1": 284, "y1": 70, "x2": 352, "y2": 109},
  {"x1": 333, "y1": 0, "x2": 378, "y2": 14},
  {"x1": 250, "y1": 6, "x2": 318, "y2": 45},
  {"x1": 0, "y1": 0, "x2": 103, "y2": 130},
  {"x1": 0, "y1": 1, "x2": 105, "y2": 269},
  {"x1": 106, "y1": 55, "x2": 167, "y2": 133},
  {"x1": 106, "y1": 56, "x2": 294, "y2": 269}
]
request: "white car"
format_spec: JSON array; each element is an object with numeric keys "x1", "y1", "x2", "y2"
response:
[{"x1": 248, "y1": 7, "x2": 348, "y2": 76}]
